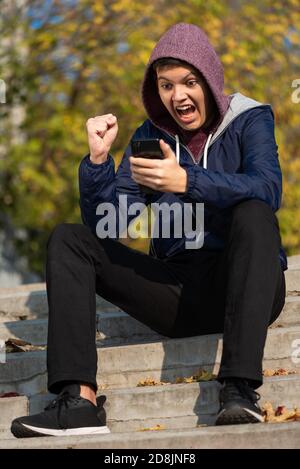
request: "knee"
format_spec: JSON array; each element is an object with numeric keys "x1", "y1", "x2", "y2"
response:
[
  {"x1": 231, "y1": 199, "x2": 278, "y2": 238},
  {"x1": 47, "y1": 223, "x2": 91, "y2": 255}
]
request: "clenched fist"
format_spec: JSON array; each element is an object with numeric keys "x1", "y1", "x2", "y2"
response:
[{"x1": 86, "y1": 114, "x2": 118, "y2": 164}]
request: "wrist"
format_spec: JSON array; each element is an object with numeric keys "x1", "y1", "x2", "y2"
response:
[
  {"x1": 177, "y1": 168, "x2": 188, "y2": 193},
  {"x1": 89, "y1": 152, "x2": 108, "y2": 165}
]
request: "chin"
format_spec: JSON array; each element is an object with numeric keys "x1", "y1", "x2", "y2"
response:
[{"x1": 183, "y1": 122, "x2": 202, "y2": 131}]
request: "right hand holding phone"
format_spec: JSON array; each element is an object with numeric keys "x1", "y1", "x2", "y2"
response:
[
  {"x1": 130, "y1": 139, "x2": 188, "y2": 194},
  {"x1": 86, "y1": 114, "x2": 118, "y2": 164}
]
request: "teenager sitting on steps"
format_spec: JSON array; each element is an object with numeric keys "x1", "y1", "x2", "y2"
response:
[{"x1": 11, "y1": 22, "x2": 286, "y2": 438}]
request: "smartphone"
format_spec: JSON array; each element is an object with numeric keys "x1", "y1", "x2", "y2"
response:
[
  {"x1": 131, "y1": 139, "x2": 164, "y2": 194},
  {"x1": 131, "y1": 138, "x2": 164, "y2": 160}
]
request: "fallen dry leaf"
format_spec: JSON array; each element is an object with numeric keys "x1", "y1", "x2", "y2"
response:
[
  {"x1": 176, "y1": 369, "x2": 216, "y2": 384},
  {"x1": 5, "y1": 338, "x2": 45, "y2": 353},
  {"x1": 175, "y1": 377, "x2": 186, "y2": 384},
  {"x1": 275, "y1": 405, "x2": 286, "y2": 416},
  {"x1": 137, "y1": 369, "x2": 216, "y2": 387},
  {"x1": 137, "y1": 377, "x2": 169, "y2": 387},
  {"x1": 0, "y1": 392, "x2": 20, "y2": 398},
  {"x1": 262, "y1": 401, "x2": 300, "y2": 423},
  {"x1": 98, "y1": 384, "x2": 109, "y2": 390},
  {"x1": 287, "y1": 291, "x2": 300, "y2": 296},
  {"x1": 262, "y1": 401, "x2": 275, "y2": 420},
  {"x1": 263, "y1": 368, "x2": 297, "y2": 377},
  {"x1": 138, "y1": 424, "x2": 165, "y2": 432}
]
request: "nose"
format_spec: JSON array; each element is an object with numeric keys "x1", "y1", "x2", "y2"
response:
[{"x1": 172, "y1": 85, "x2": 187, "y2": 102}]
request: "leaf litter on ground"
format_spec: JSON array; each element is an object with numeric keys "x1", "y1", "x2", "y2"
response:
[
  {"x1": 263, "y1": 368, "x2": 297, "y2": 377},
  {"x1": 0, "y1": 392, "x2": 20, "y2": 398},
  {"x1": 138, "y1": 424, "x2": 165, "y2": 432},
  {"x1": 5, "y1": 338, "x2": 46, "y2": 353},
  {"x1": 137, "y1": 369, "x2": 216, "y2": 387},
  {"x1": 263, "y1": 401, "x2": 300, "y2": 423}
]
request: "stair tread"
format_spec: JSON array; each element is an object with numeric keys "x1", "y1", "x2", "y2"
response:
[{"x1": 1, "y1": 421, "x2": 300, "y2": 448}]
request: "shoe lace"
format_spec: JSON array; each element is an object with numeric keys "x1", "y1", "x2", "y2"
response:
[
  {"x1": 221, "y1": 379, "x2": 261, "y2": 405},
  {"x1": 45, "y1": 391, "x2": 80, "y2": 429}
]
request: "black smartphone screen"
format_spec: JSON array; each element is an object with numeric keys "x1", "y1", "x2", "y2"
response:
[
  {"x1": 131, "y1": 139, "x2": 164, "y2": 194},
  {"x1": 131, "y1": 139, "x2": 164, "y2": 159}
]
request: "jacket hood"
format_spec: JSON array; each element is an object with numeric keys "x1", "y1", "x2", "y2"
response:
[{"x1": 141, "y1": 23, "x2": 230, "y2": 134}]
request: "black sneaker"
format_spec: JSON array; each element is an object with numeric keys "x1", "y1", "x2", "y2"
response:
[
  {"x1": 215, "y1": 378, "x2": 264, "y2": 425},
  {"x1": 11, "y1": 384, "x2": 110, "y2": 438}
]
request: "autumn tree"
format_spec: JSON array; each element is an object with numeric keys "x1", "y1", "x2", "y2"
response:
[{"x1": 0, "y1": 0, "x2": 299, "y2": 275}]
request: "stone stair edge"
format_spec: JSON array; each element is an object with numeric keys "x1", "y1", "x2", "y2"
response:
[
  {"x1": 0, "y1": 251, "x2": 299, "y2": 297},
  {"x1": 0, "y1": 293, "x2": 299, "y2": 322},
  {"x1": 1, "y1": 421, "x2": 300, "y2": 449},
  {"x1": 0, "y1": 310, "x2": 128, "y2": 330},
  {"x1": 0, "y1": 296, "x2": 299, "y2": 348},
  {"x1": 0, "y1": 295, "x2": 298, "y2": 347},
  {"x1": 0, "y1": 372, "x2": 297, "y2": 401},
  {"x1": 3, "y1": 323, "x2": 300, "y2": 358},
  {"x1": 0, "y1": 283, "x2": 46, "y2": 296},
  {"x1": 1, "y1": 373, "x2": 300, "y2": 438},
  {"x1": 0, "y1": 256, "x2": 298, "y2": 448}
]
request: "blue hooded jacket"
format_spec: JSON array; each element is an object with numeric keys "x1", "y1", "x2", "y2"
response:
[{"x1": 79, "y1": 23, "x2": 287, "y2": 270}]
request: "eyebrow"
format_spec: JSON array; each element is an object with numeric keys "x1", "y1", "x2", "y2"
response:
[{"x1": 157, "y1": 72, "x2": 196, "y2": 81}]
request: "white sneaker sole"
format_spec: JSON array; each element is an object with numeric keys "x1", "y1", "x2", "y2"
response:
[
  {"x1": 243, "y1": 407, "x2": 264, "y2": 422},
  {"x1": 22, "y1": 423, "x2": 111, "y2": 436},
  {"x1": 216, "y1": 407, "x2": 264, "y2": 425}
]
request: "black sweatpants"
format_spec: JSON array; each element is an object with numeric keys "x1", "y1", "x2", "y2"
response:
[{"x1": 46, "y1": 199, "x2": 286, "y2": 393}]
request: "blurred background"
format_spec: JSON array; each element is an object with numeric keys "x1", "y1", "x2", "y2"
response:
[{"x1": 0, "y1": 0, "x2": 299, "y2": 285}]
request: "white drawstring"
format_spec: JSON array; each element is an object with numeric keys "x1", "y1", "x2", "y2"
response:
[
  {"x1": 175, "y1": 134, "x2": 180, "y2": 164},
  {"x1": 203, "y1": 133, "x2": 213, "y2": 169},
  {"x1": 175, "y1": 132, "x2": 212, "y2": 168}
]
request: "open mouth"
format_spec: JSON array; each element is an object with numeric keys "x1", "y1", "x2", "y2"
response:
[{"x1": 175, "y1": 104, "x2": 196, "y2": 120}]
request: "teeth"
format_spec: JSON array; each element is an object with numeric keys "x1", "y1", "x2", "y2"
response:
[{"x1": 176, "y1": 105, "x2": 192, "y2": 110}]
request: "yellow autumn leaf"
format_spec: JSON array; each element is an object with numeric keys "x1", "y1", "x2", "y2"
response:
[
  {"x1": 263, "y1": 402, "x2": 300, "y2": 423},
  {"x1": 138, "y1": 424, "x2": 165, "y2": 432},
  {"x1": 137, "y1": 377, "x2": 169, "y2": 387}
]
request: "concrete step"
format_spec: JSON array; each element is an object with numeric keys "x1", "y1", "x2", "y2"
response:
[
  {"x1": 0, "y1": 311, "x2": 163, "y2": 347},
  {"x1": 0, "y1": 254, "x2": 299, "y2": 322},
  {"x1": 0, "y1": 284, "x2": 118, "y2": 322},
  {"x1": 287, "y1": 255, "x2": 300, "y2": 270},
  {"x1": 285, "y1": 270, "x2": 300, "y2": 293},
  {"x1": 0, "y1": 292, "x2": 299, "y2": 346},
  {"x1": 19, "y1": 375, "x2": 300, "y2": 431},
  {"x1": 1, "y1": 421, "x2": 300, "y2": 448},
  {"x1": 0, "y1": 396, "x2": 28, "y2": 430},
  {"x1": 1, "y1": 326, "x2": 300, "y2": 396},
  {"x1": 285, "y1": 254, "x2": 300, "y2": 292},
  {"x1": 272, "y1": 295, "x2": 300, "y2": 328},
  {"x1": 1, "y1": 374, "x2": 300, "y2": 441}
]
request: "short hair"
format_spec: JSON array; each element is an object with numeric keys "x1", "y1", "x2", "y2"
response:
[
  {"x1": 151, "y1": 58, "x2": 198, "y2": 81},
  {"x1": 152, "y1": 58, "x2": 187, "y2": 70}
]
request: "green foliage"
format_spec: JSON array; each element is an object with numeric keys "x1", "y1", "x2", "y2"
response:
[{"x1": 0, "y1": 0, "x2": 299, "y2": 275}]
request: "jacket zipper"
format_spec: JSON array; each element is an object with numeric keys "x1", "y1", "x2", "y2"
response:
[
  {"x1": 149, "y1": 104, "x2": 269, "y2": 258},
  {"x1": 150, "y1": 125, "x2": 197, "y2": 258},
  {"x1": 152, "y1": 123, "x2": 198, "y2": 165}
]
